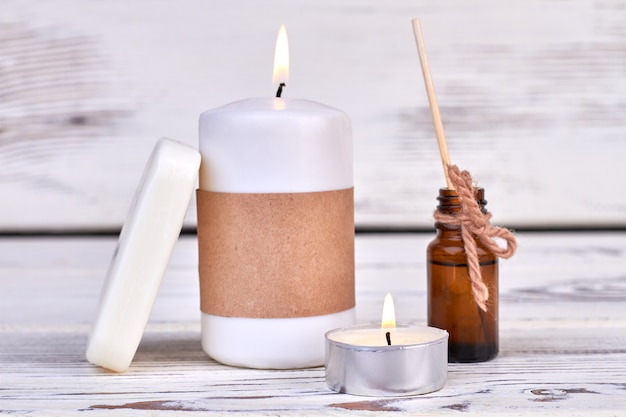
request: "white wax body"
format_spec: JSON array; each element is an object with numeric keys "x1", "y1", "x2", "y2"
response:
[
  {"x1": 198, "y1": 97, "x2": 355, "y2": 369},
  {"x1": 327, "y1": 325, "x2": 448, "y2": 348}
]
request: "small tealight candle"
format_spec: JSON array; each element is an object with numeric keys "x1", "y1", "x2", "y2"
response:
[{"x1": 325, "y1": 294, "x2": 448, "y2": 397}]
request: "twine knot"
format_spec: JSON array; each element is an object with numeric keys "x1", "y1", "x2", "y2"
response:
[{"x1": 433, "y1": 165, "x2": 517, "y2": 311}]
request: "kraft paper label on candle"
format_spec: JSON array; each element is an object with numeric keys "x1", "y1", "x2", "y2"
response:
[{"x1": 197, "y1": 188, "x2": 355, "y2": 318}]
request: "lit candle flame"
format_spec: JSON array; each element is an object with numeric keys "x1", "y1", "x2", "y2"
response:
[
  {"x1": 381, "y1": 293, "x2": 396, "y2": 330},
  {"x1": 272, "y1": 24, "x2": 289, "y2": 86}
]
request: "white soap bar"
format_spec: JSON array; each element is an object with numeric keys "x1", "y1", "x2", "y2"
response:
[{"x1": 86, "y1": 138, "x2": 200, "y2": 372}]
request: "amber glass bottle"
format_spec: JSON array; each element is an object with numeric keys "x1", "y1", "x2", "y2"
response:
[{"x1": 427, "y1": 188, "x2": 498, "y2": 363}]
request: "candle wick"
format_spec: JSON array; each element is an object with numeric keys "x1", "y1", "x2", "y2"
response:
[
  {"x1": 386, "y1": 331, "x2": 391, "y2": 346},
  {"x1": 276, "y1": 83, "x2": 286, "y2": 98}
]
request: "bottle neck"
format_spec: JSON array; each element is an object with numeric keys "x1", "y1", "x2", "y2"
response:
[{"x1": 435, "y1": 187, "x2": 487, "y2": 232}]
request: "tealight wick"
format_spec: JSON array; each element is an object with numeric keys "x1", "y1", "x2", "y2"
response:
[
  {"x1": 386, "y1": 331, "x2": 392, "y2": 346},
  {"x1": 276, "y1": 83, "x2": 286, "y2": 98}
]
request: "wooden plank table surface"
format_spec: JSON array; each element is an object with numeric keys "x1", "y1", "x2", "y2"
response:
[{"x1": 1, "y1": 232, "x2": 625, "y2": 416}]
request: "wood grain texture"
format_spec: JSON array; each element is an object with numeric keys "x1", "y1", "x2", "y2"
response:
[
  {"x1": 0, "y1": 0, "x2": 625, "y2": 231},
  {"x1": 1, "y1": 233, "x2": 625, "y2": 415}
]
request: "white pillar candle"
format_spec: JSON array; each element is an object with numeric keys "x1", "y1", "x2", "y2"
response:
[
  {"x1": 197, "y1": 25, "x2": 354, "y2": 369},
  {"x1": 196, "y1": 25, "x2": 354, "y2": 369},
  {"x1": 198, "y1": 96, "x2": 355, "y2": 369}
]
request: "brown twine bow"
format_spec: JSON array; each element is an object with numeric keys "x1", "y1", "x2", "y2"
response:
[{"x1": 433, "y1": 165, "x2": 517, "y2": 312}]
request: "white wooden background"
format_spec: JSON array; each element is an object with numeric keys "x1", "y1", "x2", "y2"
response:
[{"x1": 1, "y1": 0, "x2": 625, "y2": 231}]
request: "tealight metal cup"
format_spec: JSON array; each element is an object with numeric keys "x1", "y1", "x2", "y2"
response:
[{"x1": 325, "y1": 325, "x2": 448, "y2": 397}]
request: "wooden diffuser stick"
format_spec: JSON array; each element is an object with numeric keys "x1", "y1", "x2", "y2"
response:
[{"x1": 412, "y1": 18, "x2": 454, "y2": 190}]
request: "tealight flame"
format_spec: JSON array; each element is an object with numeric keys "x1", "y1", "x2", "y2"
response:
[
  {"x1": 381, "y1": 293, "x2": 396, "y2": 330},
  {"x1": 272, "y1": 24, "x2": 289, "y2": 86}
]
